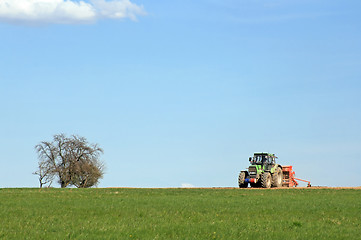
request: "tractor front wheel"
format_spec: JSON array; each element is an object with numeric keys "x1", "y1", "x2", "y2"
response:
[
  {"x1": 261, "y1": 172, "x2": 271, "y2": 188},
  {"x1": 238, "y1": 172, "x2": 248, "y2": 188}
]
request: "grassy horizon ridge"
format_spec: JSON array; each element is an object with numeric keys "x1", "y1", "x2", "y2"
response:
[{"x1": 1, "y1": 188, "x2": 360, "y2": 239}]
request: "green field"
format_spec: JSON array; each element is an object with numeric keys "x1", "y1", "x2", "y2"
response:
[{"x1": 0, "y1": 188, "x2": 360, "y2": 239}]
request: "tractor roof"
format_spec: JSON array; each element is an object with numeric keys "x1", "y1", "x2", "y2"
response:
[{"x1": 253, "y1": 152, "x2": 276, "y2": 157}]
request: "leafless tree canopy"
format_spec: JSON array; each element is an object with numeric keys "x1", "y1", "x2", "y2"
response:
[{"x1": 34, "y1": 134, "x2": 104, "y2": 188}]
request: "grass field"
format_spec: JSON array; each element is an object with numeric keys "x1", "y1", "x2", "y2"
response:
[{"x1": 0, "y1": 188, "x2": 360, "y2": 239}]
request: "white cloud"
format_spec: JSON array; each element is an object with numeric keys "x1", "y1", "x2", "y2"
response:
[
  {"x1": 92, "y1": 0, "x2": 145, "y2": 21},
  {"x1": 181, "y1": 183, "x2": 195, "y2": 188},
  {"x1": 0, "y1": 0, "x2": 146, "y2": 24}
]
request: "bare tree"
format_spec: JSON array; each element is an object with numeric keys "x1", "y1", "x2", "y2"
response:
[
  {"x1": 35, "y1": 134, "x2": 104, "y2": 188},
  {"x1": 33, "y1": 161, "x2": 54, "y2": 188}
]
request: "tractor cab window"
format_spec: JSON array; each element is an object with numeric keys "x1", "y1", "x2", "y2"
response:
[
  {"x1": 252, "y1": 155, "x2": 274, "y2": 165},
  {"x1": 263, "y1": 156, "x2": 270, "y2": 165},
  {"x1": 253, "y1": 155, "x2": 266, "y2": 164}
]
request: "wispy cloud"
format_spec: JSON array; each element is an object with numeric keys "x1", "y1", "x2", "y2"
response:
[
  {"x1": 181, "y1": 183, "x2": 195, "y2": 188},
  {"x1": 0, "y1": 0, "x2": 146, "y2": 25}
]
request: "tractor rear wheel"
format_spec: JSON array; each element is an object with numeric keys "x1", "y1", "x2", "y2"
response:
[
  {"x1": 272, "y1": 167, "x2": 283, "y2": 188},
  {"x1": 238, "y1": 172, "x2": 248, "y2": 188},
  {"x1": 261, "y1": 172, "x2": 271, "y2": 188}
]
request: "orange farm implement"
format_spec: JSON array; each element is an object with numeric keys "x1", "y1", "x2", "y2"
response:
[{"x1": 282, "y1": 165, "x2": 311, "y2": 187}]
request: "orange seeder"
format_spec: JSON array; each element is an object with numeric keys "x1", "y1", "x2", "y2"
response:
[{"x1": 282, "y1": 165, "x2": 311, "y2": 187}]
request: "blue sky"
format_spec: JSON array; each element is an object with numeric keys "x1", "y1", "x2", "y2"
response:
[{"x1": 0, "y1": 0, "x2": 360, "y2": 188}]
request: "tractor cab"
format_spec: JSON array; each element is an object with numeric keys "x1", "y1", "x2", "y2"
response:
[{"x1": 249, "y1": 153, "x2": 276, "y2": 166}]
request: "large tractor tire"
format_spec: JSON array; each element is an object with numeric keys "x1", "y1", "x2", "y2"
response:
[
  {"x1": 272, "y1": 167, "x2": 283, "y2": 188},
  {"x1": 238, "y1": 172, "x2": 248, "y2": 188},
  {"x1": 261, "y1": 172, "x2": 272, "y2": 188}
]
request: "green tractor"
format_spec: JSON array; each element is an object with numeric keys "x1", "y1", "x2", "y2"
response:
[{"x1": 238, "y1": 153, "x2": 283, "y2": 188}]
